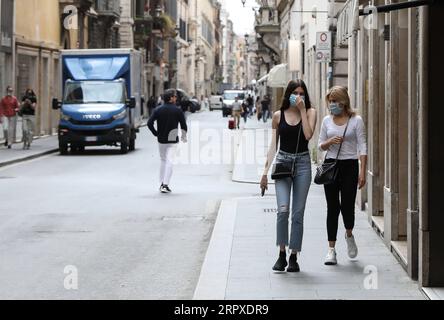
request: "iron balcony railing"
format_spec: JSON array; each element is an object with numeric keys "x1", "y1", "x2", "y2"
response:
[{"x1": 95, "y1": 0, "x2": 120, "y2": 18}]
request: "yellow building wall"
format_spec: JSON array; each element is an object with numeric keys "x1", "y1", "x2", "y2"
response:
[{"x1": 15, "y1": 0, "x2": 60, "y2": 47}]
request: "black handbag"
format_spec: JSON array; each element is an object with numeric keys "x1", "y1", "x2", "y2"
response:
[
  {"x1": 271, "y1": 123, "x2": 303, "y2": 180},
  {"x1": 314, "y1": 117, "x2": 351, "y2": 185}
]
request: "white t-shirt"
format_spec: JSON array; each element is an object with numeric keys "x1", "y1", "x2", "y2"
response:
[
  {"x1": 318, "y1": 115, "x2": 367, "y2": 160},
  {"x1": 232, "y1": 101, "x2": 242, "y2": 112}
]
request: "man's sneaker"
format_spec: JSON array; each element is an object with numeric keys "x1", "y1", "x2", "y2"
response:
[
  {"x1": 324, "y1": 248, "x2": 337, "y2": 266},
  {"x1": 160, "y1": 185, "x2": 169, "y2": 193},
  {"x1": 272, "y1": 251, "x2": 287, "y2": 272},
  {"x1": 345, "y1": 233, "x2": 358, "y2": 259},
  {"x1": 287, "y1": 254, "x2": 300, "y2": 273},
  {"x1": 163, "y1": 185, "x2": 172, "y2": 193}
]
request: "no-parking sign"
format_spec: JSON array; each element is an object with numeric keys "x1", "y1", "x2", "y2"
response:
[{"x1": 316, "y1": 32, "x2": 331, "y2": 63}]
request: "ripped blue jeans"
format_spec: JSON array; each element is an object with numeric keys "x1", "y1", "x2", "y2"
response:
[{"x1": 274, "y1": 150, "x2": 312, "y2": 252}]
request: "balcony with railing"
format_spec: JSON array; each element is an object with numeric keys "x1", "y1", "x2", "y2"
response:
[
  {"x1": 95, "y1": 0, "x2": 120, "y2": 19},
  {"x1": 254, "y1": 0, "x2": 280, "y2": 64}
]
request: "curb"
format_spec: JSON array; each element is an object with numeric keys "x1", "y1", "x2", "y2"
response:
[
  {"x1": 0, "y1": 148, "x2": 59, "y2": 168},
  {"x1": 422, "y1": 287, "x2": 443, "y2": 300},
  {"x1": 193, "y1": 199, "x2": 238, "y2": 300}
]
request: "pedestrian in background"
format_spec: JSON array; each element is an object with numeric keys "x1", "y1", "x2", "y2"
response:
[
  {"x1": 20, "y1": 88, "x2": 37, "y2": 150},
  {"x1": 148, "y1": 89, "x2": 188, "y2": 194},
  {"x1": 241, "y1": 100, "x2": 249, "y2": 124},
  {"x1": 256, "y1": 96, "x2": 262, "y2": 121},
  {"x1": 246, "y1": 94, "x2": 254, "y2": 117},
  {"x1": 261, "y1": 95, "x2": 271, "y2": 123},
  {"x1": 260, "y1": 80, "x2": 317, "y2": 272},
  {"x1": 231, "y1": 96, "x2": 242, "y2": 130},
  {"x1": 0, "y1": 86, "x2": 20, "y2": 149},
  {"x1": 318, "y1": 86, "x2": 367, "y2": 266},
  {"x1": 147, "y1": 95, "x2": 157, "y2": 117}
]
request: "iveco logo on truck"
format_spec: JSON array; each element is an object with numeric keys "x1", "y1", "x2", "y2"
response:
[{"x1": 83, "y1": 114, "x2": 102, "y2": 120}]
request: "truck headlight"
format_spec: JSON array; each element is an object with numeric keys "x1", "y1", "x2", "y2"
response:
[
  {"x1": 61, "y1": 113, "x2": 70, "y2": 121},
  {"x1": 113, "y1": 109, "x2": 127, "y2": 120}
]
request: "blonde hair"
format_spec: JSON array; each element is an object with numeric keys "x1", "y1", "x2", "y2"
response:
[{"x1": 326, "y1": 86, "x2": 356, "y2": 117}]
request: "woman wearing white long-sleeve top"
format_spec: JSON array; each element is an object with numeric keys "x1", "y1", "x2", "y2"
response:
[{"x1": 318, "y1": 86, "x2": 368, "y2": 266}]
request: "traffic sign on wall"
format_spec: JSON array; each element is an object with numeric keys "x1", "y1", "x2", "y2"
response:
[{"x1": 316, "y1": 32, "x2": 332, "y2": 63}]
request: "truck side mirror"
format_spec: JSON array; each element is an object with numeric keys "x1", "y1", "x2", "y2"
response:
[
  {"x1": 52, "y1": 98, "x2": 61, "y2": 110},
  {"x1": 127, "y1": 97, "x2": 136, "y2": 109}
]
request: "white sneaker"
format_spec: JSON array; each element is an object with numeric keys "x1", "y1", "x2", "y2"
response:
[
  {"x1": 324, "y1": 248, "x2": 337, "y2": 265},
  {"x1": 345, "y1": 233, "x2": 358, "y2": 259}
]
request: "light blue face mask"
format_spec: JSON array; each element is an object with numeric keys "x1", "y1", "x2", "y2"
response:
[
  {"x1": 289, "y1": 94, "x2": 305, "y2": 107},
  {"x1": 329, "y1": 103, "x2": 343, "y2": 116}
]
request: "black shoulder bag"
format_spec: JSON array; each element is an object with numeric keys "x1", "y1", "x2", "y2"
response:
[
  {"x1": 314, "y1": 117, "x2": 351, "y2": 185},
  {"x1": 271, "y1": 122, "x2": 303, "y2": 180}
]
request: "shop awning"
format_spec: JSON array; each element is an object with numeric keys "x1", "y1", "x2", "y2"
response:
[
  {"x1": 267, "y1": 63, "x2": 288, "y2": 88},
  {"x1": 257, "y1": 74, "x2": 268, "y2": 84}
]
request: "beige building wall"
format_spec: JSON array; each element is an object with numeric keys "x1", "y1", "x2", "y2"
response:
[
  {"x1": 15, "y1": 0, "x2": 60, "y2": 48},
  {"x1": 193, "y1": 0, "x2": 218, "y2": 98},
  {"x1": 177, "y1": 0, "x2": 193, "y2": 94},
  {"x1": 120, "y1": 0, "x2": 135, "y2": 49}
]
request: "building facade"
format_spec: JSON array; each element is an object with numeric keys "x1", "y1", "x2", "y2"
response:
[
  {"x1": 0, "y1": 0, "x2": 14, "y2": 98},
  {"x1": 15, "y1": 0, "x2": 61, "y2": 136},
  {"x1": 327, "y1": 0, "x2": 444, "y2": 289}
]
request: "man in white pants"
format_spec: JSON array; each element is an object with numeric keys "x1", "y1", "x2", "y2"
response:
[{"x1": 147, "y1": 89, "x2": 188, "y2": 193}]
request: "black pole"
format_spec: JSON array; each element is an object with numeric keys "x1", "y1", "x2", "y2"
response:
[{"x1": 359, "y1": 0, "x2": 434, "y2": 16}]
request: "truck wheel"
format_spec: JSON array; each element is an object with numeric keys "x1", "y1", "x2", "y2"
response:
[
  {"x1": 120, "y1": 138, "x2": 129, "y2": 154},
  {"x1": 59, "y1": 142, "x2": 68, "y2": 155},
  {"x1": 129, "y1": 136, "x2": 136, "y2": 151}
]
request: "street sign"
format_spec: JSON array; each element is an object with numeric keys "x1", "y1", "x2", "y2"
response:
[{"x1": 316, "y1": 32, "x2": 331, "y2": 63}]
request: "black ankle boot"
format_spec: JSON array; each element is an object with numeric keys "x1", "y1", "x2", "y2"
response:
[
  {"x1": 272, "y1": 251, "x2": 287, "y2": 271},
  {"x1": 287, "y1": 254, "x2": 300, "y2": 272}
]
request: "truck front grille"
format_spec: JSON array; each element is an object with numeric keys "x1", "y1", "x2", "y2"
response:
[
  {"x1": 71, "y1": 129, "x2": 111, "y2": 136},
  {"x1": 70, "y1": 119, "x2": 114, "y2": 126}
]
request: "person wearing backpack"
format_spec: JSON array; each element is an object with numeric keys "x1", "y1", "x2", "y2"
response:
[{"x1": 20, "y1": 88, "x2": 38, "y2": 150}]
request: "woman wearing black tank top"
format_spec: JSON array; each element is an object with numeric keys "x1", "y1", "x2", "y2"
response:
[{"x1": 261, "y1": 80, "x2": 317, "y2": 272}]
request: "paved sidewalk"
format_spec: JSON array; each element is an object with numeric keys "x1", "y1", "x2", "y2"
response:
[
  {"x1": 233, "y1": 118, "x2": 273, "y2": 184},
  {"x1": 194, "y1": 121, "x2": 426, "y2": 300},
  {"x1": 0, "y1": 135, "x2": 59, "y2": 168}
]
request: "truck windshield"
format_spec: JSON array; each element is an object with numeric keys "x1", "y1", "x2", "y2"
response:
[
  {"x1": 224, "y1": 92, "x2": 245, "y2": 100},
  {"x1": 64, "y1": 81, "x2": 126, "y2": 104}
]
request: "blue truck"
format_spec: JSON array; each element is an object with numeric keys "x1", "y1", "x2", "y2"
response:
[{"x1": 52, "y1": 49, "x2": 145, "y2": 154}]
